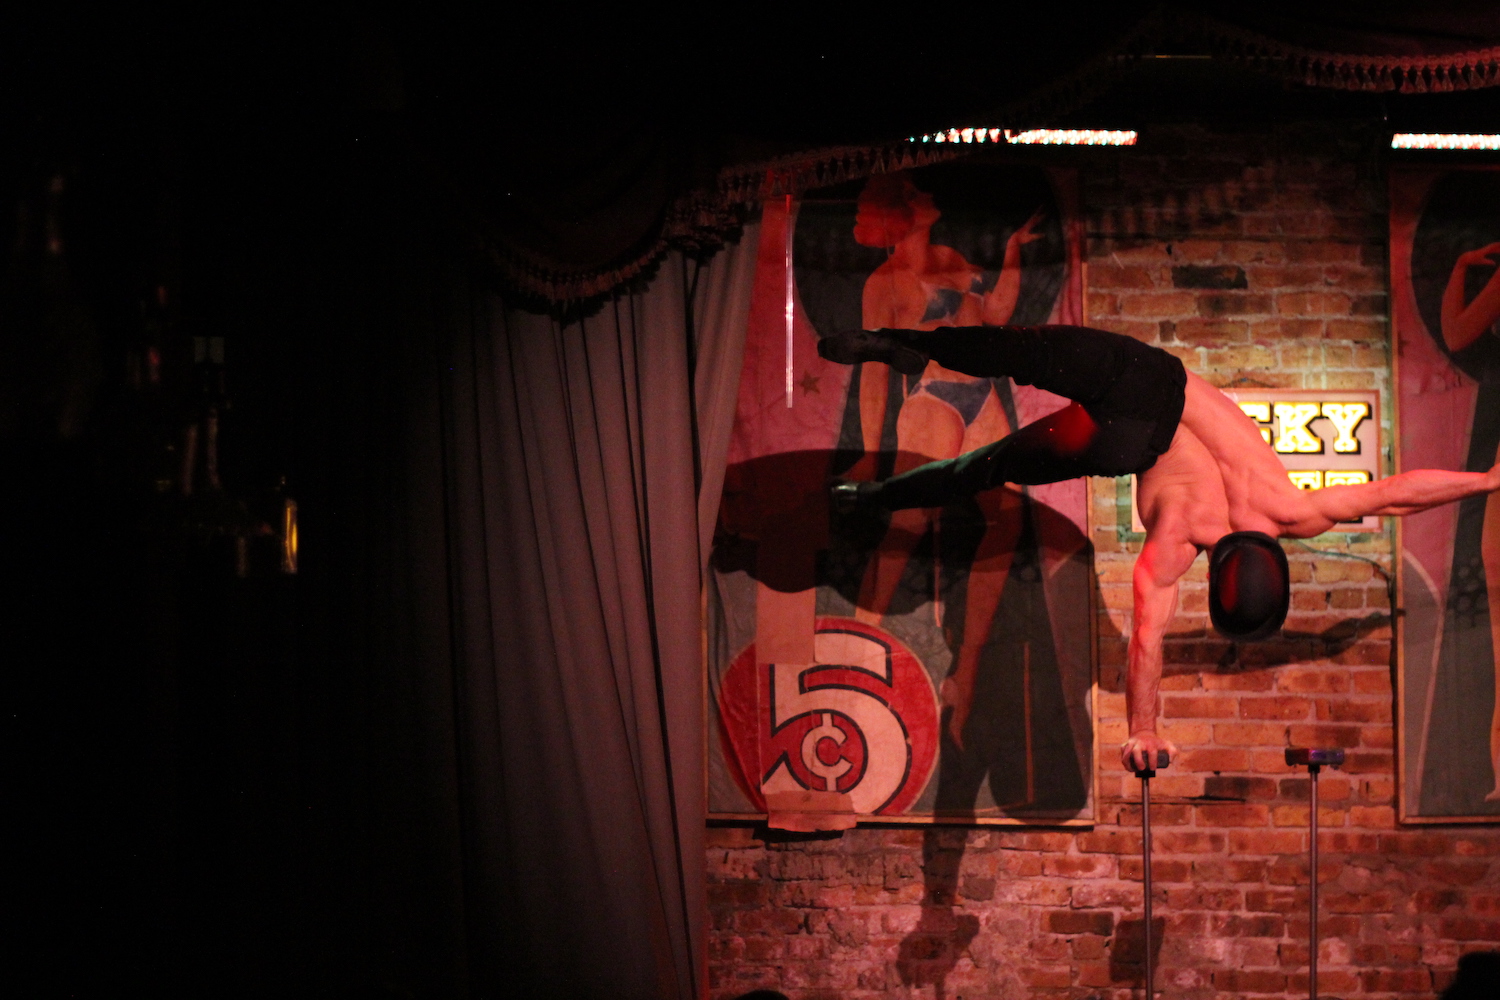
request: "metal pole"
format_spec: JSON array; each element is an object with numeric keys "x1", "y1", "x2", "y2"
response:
[
  {"x1": 1286, "y1": 747, "x2": 1340, "y2": 1000},
  {"x1": 1142, "y1": 771, "x2": 1154, "y2": 1000},
  {"x1": 1136, "y1": 751, "x2": 1167, "y2": 1000},
  {"x1": 1309, "y1": 762, "x2": 1320, "y2": 1000}
]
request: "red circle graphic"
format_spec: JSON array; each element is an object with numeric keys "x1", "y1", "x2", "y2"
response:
[{"x1": 717, "y1": 616, "x2": 940, "y2": 815}]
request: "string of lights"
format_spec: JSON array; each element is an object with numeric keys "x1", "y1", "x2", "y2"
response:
[
  {"x1": 1391, "y1": 132, "x2": 1500, "y2": 150},
  {"x1": 909, "y1": 128, "x2": 1138, "y2": 146}
]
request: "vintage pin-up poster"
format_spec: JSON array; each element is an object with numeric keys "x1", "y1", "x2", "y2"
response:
[
  {"x1": 1394, "y1": 166, "x2": 1500, "y2": 822},
  {"x1": 706, "y1": 161, "x2": 1096, "y2": 824}
]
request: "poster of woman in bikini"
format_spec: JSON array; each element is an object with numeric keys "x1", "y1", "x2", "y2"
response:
[
  {"x1": 706, "y1": 161, "x2": 1096, "y2": 824},
  {"x1": 1394, "y1": 166, "x2": 1500, "y2": 822}
]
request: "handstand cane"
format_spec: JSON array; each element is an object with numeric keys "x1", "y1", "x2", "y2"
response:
[
  {"x1": 1286, "y1": 748, "x2": 1344, "y2": 1000},
  {"x1": 1135, "y1": 750, "x2": 1169, "y2": 1000}
]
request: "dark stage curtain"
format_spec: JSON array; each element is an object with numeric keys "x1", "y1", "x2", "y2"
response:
[{"x1": 309, "y1": 145, "x2": 755, "y2": 997}]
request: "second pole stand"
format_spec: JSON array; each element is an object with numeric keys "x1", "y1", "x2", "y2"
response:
[{"x1": 1286, "y1": 747, "x2": 1345, "y2": 1000}]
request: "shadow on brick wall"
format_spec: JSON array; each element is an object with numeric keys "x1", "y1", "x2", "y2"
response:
[
  {"x1": 1109, "y1": 916, "x2": 1165, "y2": 991},
  {"x1": 1443, "y1": 951, "x2": 1500, "y2": 999},
  {"x1": 895, "y1": 828, "x2": 980, "y2": 998}
]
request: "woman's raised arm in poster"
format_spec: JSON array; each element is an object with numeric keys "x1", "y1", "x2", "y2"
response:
[
  {"x1": 981, "y1": 207, "x2": 1046, "y2": 326},
  {"x1": 1441, "y1": 241, "x2": 1500, "y2": 352}
]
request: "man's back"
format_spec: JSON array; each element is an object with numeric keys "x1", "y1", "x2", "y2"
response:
[{"x1": 1174, "y1": 371, "x2": 1330, "y2": 539}]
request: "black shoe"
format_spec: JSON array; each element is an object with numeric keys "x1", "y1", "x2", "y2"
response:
[
  {"x1": 817, "y1": 329, "x2": 929, "y2": 376},
  {"x1": 830, "y1": 478, "x2": 884, "y2": 514}
]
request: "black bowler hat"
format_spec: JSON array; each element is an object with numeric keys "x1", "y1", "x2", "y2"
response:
[{"x1": 1208, "y1": 531, "x2": 1289, "y2": 641}]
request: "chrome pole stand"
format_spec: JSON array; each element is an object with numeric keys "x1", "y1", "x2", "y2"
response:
[
  {"x1": 1135, "y1": 750, "x2": 1170, "y2": 999},
  {"x1": 1286, "y1": 747, "x2": 1344, "y2": 1000}
]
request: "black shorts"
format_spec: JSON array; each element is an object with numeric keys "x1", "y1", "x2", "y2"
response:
[{"x1": 873, "y1": 325, "x2": 1187, "y2": 510}]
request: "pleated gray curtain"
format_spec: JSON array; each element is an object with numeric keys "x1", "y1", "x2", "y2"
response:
[{"x1": 439, "y1": 229, "x2": 756, "y2": 998}]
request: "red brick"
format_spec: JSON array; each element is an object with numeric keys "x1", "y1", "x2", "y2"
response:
[
  {"x1": 1415, "y1": 889, "x2": 1465, "y2": 913},
  {"x1": 1163, "y1": 695, "x2": 1236, "y2": 718},
  {"x1": 1198, "y1": 292, "x2": 1273, "y2": 316},
  {"x1": 1170, "y1": 318, "x2": 1250, "y2": 344},
  {"x1": 1029, "y1": 936, "x2": 1071, "y2": 962},
  {"x1": 1287, "y1": 723, "x2": 1363, "y2": 748},
  {"x1": 1379, "y1": 833, "x2": 1452, "y2": 856},
  {"x1": 1247, "y1": 263, "x2": 1322, "y2": 289},
  {"x1": 1361, "y1": 968, "x2": 1435, "y2": 992},
  {"x1": 1350, "y1": 673, "x2": 1392, "y2": 699},
  {"x1": 1327, "y1": 317, "x2": 1386, "y2": 340},
  {"x1": 994, "y1": 831, "x2": 1074, "y2": 852},
  {"x1": 1287, "y1": 913, "x2": 1361, "y2": 940},
  {"x1": 1348, "y1": 805, "x2": 1395, "y2": 827},
  {"x1": 1178, "y1": 748, "x2": 1251, "y2": 772},
  {"x1": 1317, "y1": 831, "x2": 1380, "y2": 853},
  {"x1": 1246, "y1": 888, "x2": 1302, "y2": 913},
  {"x1": 1071, "y1": 883, "x2": 1142, "y2": 908},
  {"x1": 1074, "y1": 961, "x2": 1114, "y2": 987},
  {"x1": 1077, "y1": 829, "x2": 1142, "y2": 854},
  {"x1": 1276, "y1": 290, "x2": 1351, "y2": 315},
  {"x1": 1426, "y1": 860, "x2": 1490, "y2": 885},
  {"x1": 1316, "y1": 698, "x2": 1391, "y2": 723},
  {"x1": 1090, "y1": 263, "x2": 1160, "y2": 289},
  {"x1": 1249, "y1": 748, "x2": 1298, "y2": 773},
  {"x1": 1043, "y1": 855, "x2": 1113, "y2": 879},
  {"x1": 710, "y1": 882, "x2": 771, "y2": 909},
  {"x1": 1119, "y1": 857, "x2": 1192, "y2": 882},
  {"x1": 1229, "y1": 829, "x2": 1305, "y2": 854},
  {"x1": 1214, "y1": 722, "x2": 1290, "y2": 746},
  {"x1": 1195, "y1": 803, "x2": 1271, "y2": 826},
  {"x1": 1213, "y1": 969, "x2": 1287, "y2": 992},
  {"x1": 1239, "y1": 696, "x2": 1313, "y2": 720},
  {"x1": 1120, "y1": 291, "x2": 1198, "y2": 317},
  {"x1": 1289, "y1": 970, "x2": 1361, "y2": 995},
  {"x1": 1324, "y1": 891, "x2": 1394, "y2": 913},
  {"x1": 1193, "y1": 857, "x2": 1268, "y2": 882},
  {"x1": 1201, "y1": 670, "x2": 1277, "y2": 692},
  {"x1": 1087, "y1": 291, "x2": 1121, "y2": 315},
  {"x1": 1156, "y1": 830, "x2": 1227, "y2": 853},
  {"x1": 1046, "y1": 910, "x2": 1114, "y2": 935},
  {"x1": 1020, "y1": 966, "x2": 1073, "y2": 987},
  {"x1": 1169, "y1": 885, "x2": 1244, "y2": 910},
  {"x1": 1267, "y1": 857, "x2": 1310, "y2": 885},
  {"x1": 1286, "y1": 240, "x2": 1362, "y2": 264},
  {"x1": 1113, "y1": 803, "x2": 1193, "y2": 827},
  {"x1": 1339, "y1": 750, "x2": 1393, "y2": 773},
  {"x1": 1276, "y1": 666, "x2": 1349, "y2": 693},
  {"x1": 1203, "y1": 775, "x2": 1279, "y2": 800}
]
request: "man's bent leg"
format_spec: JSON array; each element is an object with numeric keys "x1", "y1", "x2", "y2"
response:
[
  {"x1": 851, "y1": 403, "x2": 1100, "y2": 510},
  {"x1": 819, "y1": 325, "x2": 1136, "y2": 400}
]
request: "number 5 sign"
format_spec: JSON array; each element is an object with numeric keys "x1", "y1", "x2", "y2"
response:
[{"x1": 716, "y1": 617, "x2": 941, "y2": 817}]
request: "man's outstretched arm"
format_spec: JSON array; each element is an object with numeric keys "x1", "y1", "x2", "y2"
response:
[
  {"x1": 1308, "y1": 465, "x2": 1500, "y2": 525},
  {"x1": 1121, "y1": 534, "x2": 1198, "y2": 772}
]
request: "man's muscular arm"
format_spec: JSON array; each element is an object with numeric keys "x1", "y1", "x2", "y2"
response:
[
  {"x1": 1304, "y1": 464, "x2": 1500, "y2": 529},
  {"x1": 1121, "y1": 533, "x2": 1198, "y2": 772}
]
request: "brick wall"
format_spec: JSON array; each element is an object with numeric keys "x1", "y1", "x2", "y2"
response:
[{"x1": 708, "y1": 123, "x2": 1500, "y2": 999}]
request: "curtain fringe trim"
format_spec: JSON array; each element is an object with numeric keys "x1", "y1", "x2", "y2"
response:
[
  {"x1": 481, "y1": 141, "x2": 972, "y2": 305},
  {"x1": 483, "y1": 8, "x2": 1500, "y2": 303}
]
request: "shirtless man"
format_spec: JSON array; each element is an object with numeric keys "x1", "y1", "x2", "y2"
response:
[{"x1": 818, "y1": 324, "x2": 1500, "y2": 774}]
